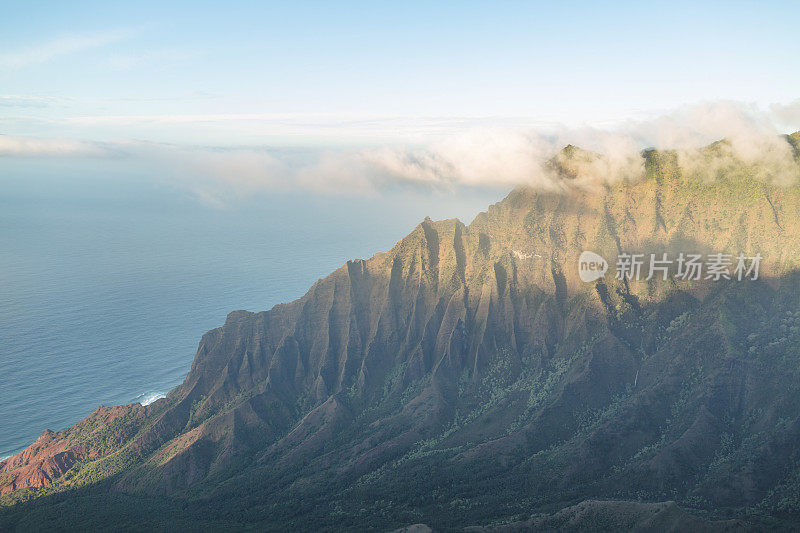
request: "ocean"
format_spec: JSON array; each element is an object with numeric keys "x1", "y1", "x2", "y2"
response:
[{"x1": 0, "y1": 171, "x2": 501, "y2": 459}]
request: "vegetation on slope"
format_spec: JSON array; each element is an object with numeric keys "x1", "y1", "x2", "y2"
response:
[{"x1": 3, "y1": 135, "x2": 800, "y2": 531}]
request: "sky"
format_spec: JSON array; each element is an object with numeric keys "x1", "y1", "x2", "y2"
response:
[{"x1": 1, "y1": 1, "x2": 799, "y2": 199}]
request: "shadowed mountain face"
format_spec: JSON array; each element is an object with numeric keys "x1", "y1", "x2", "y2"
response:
[{"x1": 3, "y1": 135, "x2": 800, "y2": 531}]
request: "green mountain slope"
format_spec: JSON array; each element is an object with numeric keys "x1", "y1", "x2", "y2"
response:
[{"x1": 3, "y1": 135, "x2": 800, "y2": 531}]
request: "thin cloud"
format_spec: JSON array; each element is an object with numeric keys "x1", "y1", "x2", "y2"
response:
[
  {"x1": 106, "y1": 47, "x2": 194, "y2": 71},
  {"x1": 0, "y1": 29, "x2": 136, "y2": 71}
]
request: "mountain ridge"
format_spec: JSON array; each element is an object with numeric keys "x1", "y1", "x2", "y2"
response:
[{"x1": 3, "y1": 134, "x2": 800, "y2": 530}]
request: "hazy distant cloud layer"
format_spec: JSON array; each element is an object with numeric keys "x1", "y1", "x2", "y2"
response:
[
  {"x1": 2, "y1": 101, "x2": 799, "y2": 205},
  {"x1": 0, "y1": 135, "x2": 115, "y2": 157},
  {"x1": 0, "y1": 95, "x2": 67, "y2": 108}
]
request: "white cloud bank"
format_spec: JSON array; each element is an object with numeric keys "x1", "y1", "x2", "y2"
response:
[{"x1": 2, "y1": 100, "x2": 799, "y2": 204}]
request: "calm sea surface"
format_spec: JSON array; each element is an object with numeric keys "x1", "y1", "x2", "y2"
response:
[{"x1": 0, "y1": 173, "x2": 501, "y2": 459}]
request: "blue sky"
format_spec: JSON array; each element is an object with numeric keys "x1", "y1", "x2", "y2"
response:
[{"x1": 1, "y1": 1, "x2": 799, "y2": 198}]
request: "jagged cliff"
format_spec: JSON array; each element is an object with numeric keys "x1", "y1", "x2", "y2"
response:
[{"x1": 3, "y1": 135, "x2": 800, "y2": 530}]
